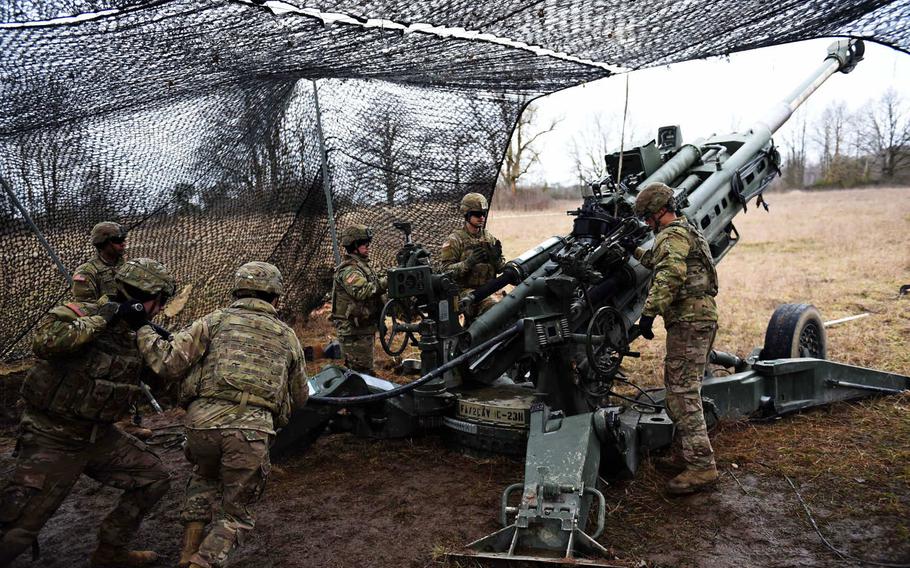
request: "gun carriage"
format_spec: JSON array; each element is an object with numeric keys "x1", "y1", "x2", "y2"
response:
[{"x1": 275, "y1": 39, "x2": 908, "y2": 565}]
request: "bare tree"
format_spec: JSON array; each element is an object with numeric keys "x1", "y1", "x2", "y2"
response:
[
  {"x1": 468, "y1": 94, "x2": 561, "y2": 194},
  {"x1": 356, "y1": 110, "x2": 413, "y2": 205},
  {"x1": 500, "y1": 101, "x2": 560, "y2": 193},
  {"x1": 780, "y1": 107, "x2": 809, "y2": 188},
  {"x1": 863, "y1": 88, "x2": 910, "y2": 181},
  {"x1": 569, "y1": 111, "x2": 639, "y2": 187},
  {"x1": 813, "y1": 102, "x2": 855, "y2": 185},
  {"x1": 197, "y1": 83, "x2": 305, "y2": 213}
]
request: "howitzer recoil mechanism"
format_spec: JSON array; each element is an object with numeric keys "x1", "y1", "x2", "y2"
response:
[{"x1": 277, "y1": 39, "x2": 908, "y2": 566}]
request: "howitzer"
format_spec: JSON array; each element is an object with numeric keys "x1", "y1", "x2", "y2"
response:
[{"x1": 277, "y1": 39, "x2": 908, "y2": 565}]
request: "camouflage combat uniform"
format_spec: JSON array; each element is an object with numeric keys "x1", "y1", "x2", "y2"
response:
[
  {"x1": 330, "y1": 252, "x2": 385, "y2": 373},
  {"x1": 138, "y1": 297, "x2": 308, "y2": 568},
  {"x1": 0, "y1": 300, "x2": 171, "y2": 566},
  {"x1": 438, "y1": 228, "x2": 505, "y2": 319},
  {"x1": 72, "y1": 253, "x2": 126, "y2": 302},
  {"x1": 640, "y1": 215, "x2": 719, "y2": 471}
]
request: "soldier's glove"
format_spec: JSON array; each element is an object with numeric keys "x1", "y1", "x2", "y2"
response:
[
  {"x1": 119, "y1": 301, "x2": 149, "y2": 329},
  {"x1": 636, "y1": 315, "x2": 655, "y2": 340},
  {"x1": 98, "y1": 301, "x2": 121, "y2": 324},
  {"x1": 492, "y1": 239, "x2": 503, "y2": 261},
  {"x1": 465, "y1": 247, "x2": 489, "y2": 267},
  {"x1": 378, "y1": 275, "x2": 388, "y2": 292}
]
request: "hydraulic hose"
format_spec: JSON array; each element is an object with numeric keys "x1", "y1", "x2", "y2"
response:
[{"x1": 309, "y1": 321, "x2": 524, "y2": 406}]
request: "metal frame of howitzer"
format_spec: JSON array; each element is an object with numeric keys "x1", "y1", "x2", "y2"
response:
[{"x1": 274, "y1": 39, "x2": 909, "y2": 566}]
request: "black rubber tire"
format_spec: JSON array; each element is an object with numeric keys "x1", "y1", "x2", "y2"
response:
[{"x1": 761, "y1": 303, "x2": 827, "y2": 360}]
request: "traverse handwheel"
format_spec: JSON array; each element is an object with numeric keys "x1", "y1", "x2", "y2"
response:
[
  {"x1": 585, "y1": 306, "x2": 629, "y2": 377},
  {"x1": 379, "y1": 298, "x2": 419, "y2": 356}
]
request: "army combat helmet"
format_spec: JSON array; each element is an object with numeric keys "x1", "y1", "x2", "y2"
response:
[
  {"x1": 233, "y1": 261, "x2": 284, "y2": 297},
  {"x1": 115, "y1": 258, "x2": 175, "y2": 302},
  {"x1": 341, "y1": 224, "x2": 373, "y2": 250},
  {"x1": 634, "y1": 183, "x2": 676, "y2": 219},
  {"x1": 91, "y1": 221, "x2": 127, "y2": 246},
  {"x1": 459, "y1": 192, "x2": 489, "y2": 216}
]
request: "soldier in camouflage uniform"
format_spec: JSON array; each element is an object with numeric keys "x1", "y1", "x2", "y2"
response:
[
  {"x1": 438, "y1": 193, "x2": 505, "y2": 321},
  {"x1": 72, "y1": 222, "x2": 128, "y2": 302},
  {"x1": 633, "y1": 182, "x2": 719, "y2": 495},
  {"x1": 0, "y1": 258, "x2": 176, "y2": 567},
  {"x1": 72, "y1": 221, "x2": 154, "y2": 440},
  {"x1": 137, "y1": 261, "x2": 308, "y2": 568},
  {"x1": 331, "y1": 225, "x2": 387, "y2": 374}
]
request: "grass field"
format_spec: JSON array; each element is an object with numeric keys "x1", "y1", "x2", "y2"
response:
[{"x1": 486, "y1": 187, "x2": 910, "y2": 381}]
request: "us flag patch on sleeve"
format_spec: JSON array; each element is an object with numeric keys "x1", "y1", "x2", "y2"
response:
[{"x1": 73, "y1": 274, "x2": 87, "y2": 282}]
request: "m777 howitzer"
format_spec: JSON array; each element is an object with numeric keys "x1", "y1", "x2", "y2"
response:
[{"x1": 275, "y1": 39, "x2": 908, "y2": 566}]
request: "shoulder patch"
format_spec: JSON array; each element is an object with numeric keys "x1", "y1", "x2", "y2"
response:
[
  {"x1": 345, "y1": 273, "x2": 358, "y2": 284},
  {"x1": 73, "y1": 273, "x2": 87, "y2": 282}
]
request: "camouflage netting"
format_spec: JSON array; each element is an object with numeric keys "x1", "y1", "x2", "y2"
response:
[{"x1": 1, "y1": 0, "x2": 907, "y2": 359}]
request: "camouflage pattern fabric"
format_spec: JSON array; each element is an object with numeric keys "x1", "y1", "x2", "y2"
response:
[
  {"x1": 330, "y1": 252, "x2": 385, "y2": 337},
  {"x1": 181, "y1": 428, "x2": 270, "y2": 568},
  {"x1": 340, "y1": 333, "x2": 375, "y2": 374},
  {"x1": 641, "y1": 215, "x2": 718, "y2": 326},
  {"x1": 0, "y1": 409, "x2": 170, "y2": 565},
  {"x1": 72, "y1": 253, "x2": 125, "y2": 302},
  {"x1": 664, "y1": 321, "x2": 718, "y2": 470},
  {"x1": 21, "y1": 300, "x2": 145, "y2": 425},
  {"x1": 438, "y1": 227, "x2": 504, "y2": 289},
  {"x1": 137, "y1": 297, "x2": 308, "y2": 434},
  {"x1": 137, "y1": 296, "x2": 306, "y2": 568}
]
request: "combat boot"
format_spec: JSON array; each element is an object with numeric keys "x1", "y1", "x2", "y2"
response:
[
  {"x1": 666, "y1": 465, "x2": 718, "y2": 495},
  {"x1": 178, "y1": 522, "x2": 206, "y2": 568},
  {"x1": 90, "y1": 543, "x2": 159, "y2": 567}
]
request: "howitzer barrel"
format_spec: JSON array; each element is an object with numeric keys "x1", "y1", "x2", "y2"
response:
[
  {"x1": 684, "y1": 39, "x2": 864, "y2": 238},
  {"x1": 467, "y1": 270, "x2": 549, "y2": 347}
]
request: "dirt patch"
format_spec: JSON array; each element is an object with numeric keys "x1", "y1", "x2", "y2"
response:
[{"x1": 3, "y1": 405, "x2": 908, "y2": 568}]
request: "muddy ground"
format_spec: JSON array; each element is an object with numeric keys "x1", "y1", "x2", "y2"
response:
[{"x1": 1, "y1": 389, "x2": 907, "y2": 568}]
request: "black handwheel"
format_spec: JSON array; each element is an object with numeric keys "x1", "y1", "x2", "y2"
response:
[
  {"x1": 761, "y1": 303, "x2": 827, "y2": 360},
  {"x1": 379, "y1": 298, "x2": 418, "y2": 356},
  {"x1": 586, "y1": 306, "x2": 629, "y2": 377}
]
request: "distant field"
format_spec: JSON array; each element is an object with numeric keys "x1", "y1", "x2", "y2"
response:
[{"x1": 486, "y1": 187, "x2": 910, "y2": 381}]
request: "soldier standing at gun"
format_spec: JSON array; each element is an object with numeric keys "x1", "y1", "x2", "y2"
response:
[
  {"x1": 0, "y1": 259, "x2": 176, "y2": 567},
  {"x1": 633, "y1": 182, "x2": 719, "y2": 495},
  {"x1": 438, "y1": 193, "x2": 505, "y2": 321},
  {"x1": 72, "y1": 221, "x2": 128, "y2": 302},
  {"x1": 331, "y1": 225, "x2": 387, "y2": 374},
  {"x1": 137, "y1": 261, "x2": 308, "y2": 568}
]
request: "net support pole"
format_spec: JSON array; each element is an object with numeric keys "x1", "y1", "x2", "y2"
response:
[
  {"x1": 0, "y1": 175, "x2": 73, "y2": 286},
  {"x1": 312, "y1": 79, "x2": 341, "y2": 266}
]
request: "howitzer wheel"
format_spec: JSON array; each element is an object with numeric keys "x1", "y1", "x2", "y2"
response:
[
  {"x1": 761, "y1": 303, "x2": 827, "y2": 360},
  {"x1": 378, "y1": 298, "x2": 418, "y2": 356},
  {"x1": 586, "y1": 306, "x2": 629, "y2": 377}
]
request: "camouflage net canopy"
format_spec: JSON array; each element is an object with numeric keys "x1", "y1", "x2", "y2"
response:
[{"x1": 1, "y1": 0, "x2": 908, "y2": 359}]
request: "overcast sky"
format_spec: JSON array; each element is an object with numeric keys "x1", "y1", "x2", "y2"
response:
[{"x1": 529, "y1": 38, "x2": 910, "y2": 186}]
